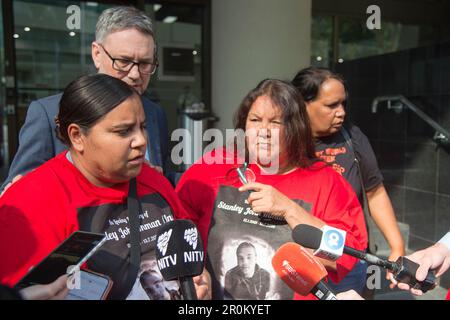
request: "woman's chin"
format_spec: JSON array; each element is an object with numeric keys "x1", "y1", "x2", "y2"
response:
[
  {"x1": 107, "y1": 166, "x2": 143, "y2": 184},
  {"x1": 127, "y1": 165, "x2": 143, "y2": 178}
]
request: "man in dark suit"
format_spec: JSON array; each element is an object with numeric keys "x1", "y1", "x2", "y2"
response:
[{"x1": 1, "y1": 6, "x2": 168, "y2": 192}]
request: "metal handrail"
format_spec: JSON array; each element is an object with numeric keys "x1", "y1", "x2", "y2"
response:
[{"x1": 371, "y1": 95, "x2": 450, "y2": 146}]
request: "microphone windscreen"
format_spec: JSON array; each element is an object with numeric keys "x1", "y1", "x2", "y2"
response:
[
  {"x1": 155, "y1": 219, "x2": 204, "y2": 281},
  {"x1": 272, "y1": 242, "x2": 328, "y2": 296},
  {"x1": 292, "y1": 224, "x2": 322, "y2": 250}
]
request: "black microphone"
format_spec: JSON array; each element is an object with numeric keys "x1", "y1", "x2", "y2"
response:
[
  {"x1": 292, "y1": 224, "x2": 397, "y2": 269},
  {"x1": 292, "y1": 224, "x2": 436, "y2": 293},
  {"x1": 155, "y1": 219, "x2": 204, "y2": 300}
]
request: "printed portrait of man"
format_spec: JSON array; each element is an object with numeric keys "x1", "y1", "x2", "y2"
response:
[
  {"x1": 139, "y1": 259, "x2": 181, "y2": 300},
  {"x1": 224, "y1": 242, "x2": 271, "y2": 300}
]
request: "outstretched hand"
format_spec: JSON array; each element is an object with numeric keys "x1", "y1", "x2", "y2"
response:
[{"x1": 389, "y1": 242, "x2": 450, "y2": 295}]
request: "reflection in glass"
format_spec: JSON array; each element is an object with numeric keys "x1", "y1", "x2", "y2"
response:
[{"x1": 13, "y1": 0, "x2": 111, "y2": 128}]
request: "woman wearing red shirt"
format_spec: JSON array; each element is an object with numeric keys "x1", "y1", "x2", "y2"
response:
[
  {"x1": 0, "y1": 74, "x2": 208, "y2": 300},
  {"x1": 176, "y1": 79, "x2": 368, "y2": 300}
]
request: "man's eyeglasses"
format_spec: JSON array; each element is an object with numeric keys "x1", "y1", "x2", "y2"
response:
[{"x1": 98, "y1": 43, "x2": 158, "y2": 75}]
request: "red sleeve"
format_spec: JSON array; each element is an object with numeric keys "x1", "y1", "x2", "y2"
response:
[
  {"x1": 0, "y1": 170, "x2": 71, "y2": 286},
  {"x1": 315, "y1": 169, "x2": 368, "y2": 283},
  {"x1": 175, "y1": 163, "x2": 217, "y2": 250}
]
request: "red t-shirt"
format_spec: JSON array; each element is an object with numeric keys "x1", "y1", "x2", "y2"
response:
[
  {"x1": 176, "y1": 148, "x2": 368, "y2": 300},
  {"x1": 0, "y1": 152, "x2": 187, "y2": 299}
]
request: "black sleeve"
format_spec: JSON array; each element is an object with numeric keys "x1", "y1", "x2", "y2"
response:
[{"x1": 349, "y1": 125, "x2": 384, "y2": 191}]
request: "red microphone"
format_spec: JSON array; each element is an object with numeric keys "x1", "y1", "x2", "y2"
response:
[{"x1": 272, "y1": 242, "x2": 337, "y2": 300}]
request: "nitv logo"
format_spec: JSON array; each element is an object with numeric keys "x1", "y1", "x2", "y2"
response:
[
  {"x1": 157, "y1": 229, "x2": 172, "y2": 256},
  {"x1": 324, "y1": 229, "x2": 344, "y2": 250}
]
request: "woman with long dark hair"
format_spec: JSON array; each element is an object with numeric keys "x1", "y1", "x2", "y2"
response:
[
  {"x1": 292, "y1": 67, "x2": 405, "y2": 296},
  {"x1": 176, "y1": 79, "x2": 368, "y2": 300}
]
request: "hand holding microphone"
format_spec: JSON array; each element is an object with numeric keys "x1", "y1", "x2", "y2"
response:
[
  {"x1": 236, "y1": 166, "x2": 324, "y2": 227},
  {"x1": 155, "y1": 219, "x2": 207, "y2": 300},
  {"x1": 292, "y1": 224, "x2": 437, "y2": 293},
  {"x1": 272, "y1": 242, "x2": 337, "y2": 300},
  {"x1": 390, "y1": 232, "x2": 450, "y2": 295}
]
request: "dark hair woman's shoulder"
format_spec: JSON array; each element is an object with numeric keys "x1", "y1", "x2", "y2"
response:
[
  {"x1": 343, "y1": 122, "x2": 372, "y2": 147},
  {"x1": 344, "y1": 121, "x2": 367, "y2": 135}
]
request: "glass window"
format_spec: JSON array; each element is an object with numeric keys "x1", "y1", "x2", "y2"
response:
[
  {"x1": 144, "y1": 1, "x2": 207, "y2": 173},
  {"x1": 144, "y1": 1, "x2": 205, "y2": 135},
  {"x1": 338, "y1": 16, "x2": 439, "y2": 62},
  {"x1": 311, "y1": 14, "x2": 443, "y2": 66},
  {"x1": 13, "y1": 0, "x2": 113, "y2": 129},
  {"x1": 0, "y1": 3, "x2": 6, "y2": 170},
  {"x1": 311, "y1": 15, "x2": 333, "y2": 67}
]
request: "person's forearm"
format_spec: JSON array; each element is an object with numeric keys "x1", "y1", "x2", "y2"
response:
[
  {"x1": 284, "y1": 201, "x2": 326, "y2": 231},
  {"x1": 284, "y1": 204, "x2": 337, "y2": 270},
  {"x1": 366, "y1": 184, "x2": 405, "y2": 256}
]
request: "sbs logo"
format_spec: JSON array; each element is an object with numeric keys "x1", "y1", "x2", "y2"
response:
[{"x1": 184, "y1": 228, "x2": 198, "y2": 250}]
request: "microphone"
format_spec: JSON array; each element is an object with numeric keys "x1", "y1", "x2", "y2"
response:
[
  {"x1": 155, "y1": 219, "x2": 204, "y2": 300},
  {"x1": 292, "y1": 224, "x2": 396, "y2": 269},
  {"x1": 272, "y1": 242, "x2": 337, "y2": 300},
  {"x1": 292, "y1": 224, "x2": 436, "y2": 293}
]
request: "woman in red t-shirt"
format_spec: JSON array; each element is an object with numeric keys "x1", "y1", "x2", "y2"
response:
[
  {"x1": 176, "y1": 79, "x2": 368, "y2": 300},
  {"x1": 0, "y1": 74, "x2": 209, "y2": 300}
]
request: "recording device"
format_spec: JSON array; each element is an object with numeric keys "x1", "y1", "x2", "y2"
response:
[
  {"x1": 272, "y1": 242, "x2": 337, "y2": 300},
  {"x1": 393, "y1": 256, "x2": 436, "y2": 293},
  {"x1": 292, "y1": 224, "x2": 436, "y2": 293},
  {"x1": 15, "y1": 231, "x2": 106, "y2": 289},
  {"x1": 236, "y1": 165, "x2": 284, "y2": 223},
  {"x1": 155, "y1": 219, "x2": 204, "y2": 300},
  {"x1": 65, "y1": 269, "x2": 113, "y2": 300}
]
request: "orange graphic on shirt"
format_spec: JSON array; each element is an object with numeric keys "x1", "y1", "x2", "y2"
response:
[{"x1": 316, "y1": 147, "x2": 347, "y2": 176}]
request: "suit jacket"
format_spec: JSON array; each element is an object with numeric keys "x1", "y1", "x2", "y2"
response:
[{"x1": 1, "y1": 93, "x2": 169, "y2": 190}]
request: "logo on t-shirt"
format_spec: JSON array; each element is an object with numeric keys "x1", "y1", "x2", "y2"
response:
[
  {"x1": 315, "y1": 147, "x2": 347, "y2": 175},
  {"x1": 184, "y1": 228, "x2": 198, "y2": 250},
  {"x1": 157, "y1": 229, "x2": 173, "y2": 256}
]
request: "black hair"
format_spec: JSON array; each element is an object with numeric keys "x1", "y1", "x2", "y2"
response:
[
  {"x1": 56, "y1": 73, "x2": 137, "y2": 146},
  {"x1": 236, "y1": 242, "x2": 256, "y2": 255},
  {"x1": 233, "y1": 79, "x2": 316, "y2": 168},
  {"x1": 291, "y1": 66, "x2": 347, "y2": 103}
]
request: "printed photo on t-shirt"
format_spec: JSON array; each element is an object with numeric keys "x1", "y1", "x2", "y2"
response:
[
  {"x1": 126, "y1": 257, "x2": 181, "y2": 300},
  {"x1": 221, "y1": 237, "x2": 282, "y2": 300},
  {"x1": 207, "y1": 185, "x2": 298, "y2": 300}
]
